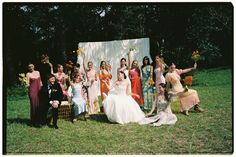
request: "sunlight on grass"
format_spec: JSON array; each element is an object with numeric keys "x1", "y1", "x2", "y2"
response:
[{"x1": 6, "y1": 67, "x2": 232, "y2": 154}]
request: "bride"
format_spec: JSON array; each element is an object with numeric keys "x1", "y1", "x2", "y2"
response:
[{"x1": 102, "y1": 70, "x2": 158, "y2": 125}]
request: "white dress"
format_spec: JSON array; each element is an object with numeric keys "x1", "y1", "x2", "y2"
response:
[
  {"x1": 103, "y1": 79, "x2": 158, "y2": 125},
  {"x1": 152, "y1": 99, "x2": 177, "y2": 127},
  {"x1": 68, "y1": 83, "x2": 87, "y2": 116}
]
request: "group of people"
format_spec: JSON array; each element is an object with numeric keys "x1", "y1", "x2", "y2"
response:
[{"x1": 25, "y1": 50, "x2": 204, "y2": 129}]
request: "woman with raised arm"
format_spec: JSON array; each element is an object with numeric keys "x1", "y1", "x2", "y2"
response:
[
  {"x1": 153, "y1": 55, "x2": 166, "y2": 94},
  {"x1": 103, "y1": 71, "x2": 158, "y2": 125},
  {"x1": 82, "y1": 53, "x2": 100, "y2": 115},
  {"x1": 26, "y1": 63, "x2": 42, "y2": 127},
  {"x1": 165, "y1": 63, "x2": 204, "y2": 116},
  {"x1": 128, "y1": 51, "x2": 143, "y2": 106},
  {"x1": 54, "y1": 64, "x2": 69, "y2": 99}
]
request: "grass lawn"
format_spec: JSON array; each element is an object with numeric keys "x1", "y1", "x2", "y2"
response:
[{"x1": 5, "y1": 67, "x2": 233, "y2": 154}]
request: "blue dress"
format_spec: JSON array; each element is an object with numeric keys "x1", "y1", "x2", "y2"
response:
[
  {"x1": 141, "y1": 65, "x2": 154, "y2": 110},
  {"x1": 69, "y1": 83, "x2": 87, "y2": 116}
]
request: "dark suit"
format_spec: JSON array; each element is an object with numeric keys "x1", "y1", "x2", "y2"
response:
[{"x1": 40, "y1": 82, "x2": 63, "y2": 127}]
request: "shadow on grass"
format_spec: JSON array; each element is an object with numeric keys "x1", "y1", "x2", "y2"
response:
[
  {"x1": 89, "y1": 113, "x2": 114, "y2": 124},
  {"x1": 7, "y1": 118, "x2": 31, "y2": 126}
]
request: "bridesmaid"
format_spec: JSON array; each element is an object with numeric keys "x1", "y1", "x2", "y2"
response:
[
  {"x1": 26, "y1": 63, "x2": 42, "y2": 126},
  {"x1": 141, "y1": 56, "x2": 154, "y2": 110},
  {"x1": 99, "y1": 61, "x2": 112, "y2": 102},
  {"x1": 83, "y1": 60, "x2": 100, "y2": 115},
  {"x1": 117, "y1": 58, "x2": 130, "y2": 83},
  {"x1": 154, "y1": 55, "x2": 166, "y2": 94},
  {"x1": 54, "y1": 64, "x2": 69, "y2": 99},
  {"x1": 128, "y1": 51, "x2": 143, "y2": 106},
  {"x1": 165, "y1": 63, "x2": 204, "y2": 116},
  {"x1": 68, "y1": 74, "x2": 87, "y2": 122}
]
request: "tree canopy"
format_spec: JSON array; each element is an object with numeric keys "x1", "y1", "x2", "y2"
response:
[{"x1": 3, "y1": 3, "x2": 233, "y2": 85}]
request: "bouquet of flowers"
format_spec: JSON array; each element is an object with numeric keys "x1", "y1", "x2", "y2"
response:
[
  {"x1": 146, "y1": 78, "x2": 155, "y2": 86},
  {"x1": 76, "y1": 47, "x2": 83, "y2": 55},
  {"x1": 18, "y1": 73, "x2": 27, "y2": 87},
  {"x1": 191, "y1": 50, "x2": 201, "y2": 63}
]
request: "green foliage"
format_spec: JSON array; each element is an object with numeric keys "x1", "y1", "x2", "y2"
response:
[
  {"x1": 6, "y1": 67, "x2": 232, "y2": 154},
  {"x1": 4, "y1": 3, "x2": 233, "y2": 85}
]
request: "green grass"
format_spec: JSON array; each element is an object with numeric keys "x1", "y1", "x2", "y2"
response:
[{"x1": 6, "y1": 67, "x2": 232, "y2": 154}]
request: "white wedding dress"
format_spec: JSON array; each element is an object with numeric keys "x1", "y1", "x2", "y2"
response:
[{"x1": 103, "y1": 80, "x2": 158, "y2": 125}]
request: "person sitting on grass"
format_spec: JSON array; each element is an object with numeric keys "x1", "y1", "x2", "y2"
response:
[
  {"x1": 165, "y1": 63, "x2": 204, "y2": 116},
  {"x1": 68, "y1": 74, "x2": 87, "y2": 123},
  {"x1": 146, "y1": 83, "x2": 177, "y2": 127}
]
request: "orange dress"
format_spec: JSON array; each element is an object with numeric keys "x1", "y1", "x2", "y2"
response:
[
  {"x1": 165, "y1": 69, "x2": 200, "y2": 112},
  {"x1": 99, "y1": 70, "x2": 112, "y2": 101}
]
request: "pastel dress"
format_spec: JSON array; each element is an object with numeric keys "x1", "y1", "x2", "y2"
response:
[
  {"x1": 103, "y1": 80, "x2": 158, "y2": 125},
  {"x1": 141, "y1": 65, "x2": 154, "y2": 110},
  {"x1": 130, "y1": 69, "x2": 143, "y2": 105},
  {"x1": 28, "y1": 76, "x2": 42, "y2": 124},
  {"x1": 87, "y1": 69, "x2": 100, "y2": 114},
  {"x1": 55, "y1": 72, "x2": 68, "y2": 97},
  {"x1": 68, "y1": 83, "x2": 87, "y2": 117},
  {"x1": 99, "y1": 70, "x2": 112, "y2": 101},
  {"x1": 152, "y1": 99, "x2": 177, "y2": 127},
  {"x1": 165, "y1": 69, "x2": 200, "y2": 112},
  {"x1": 154, "y1": 65, "x2": 166, "y2": 94}
]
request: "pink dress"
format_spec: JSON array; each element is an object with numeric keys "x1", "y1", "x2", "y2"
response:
[
  {"x1": 165, "y1": 69, "x2": 200, "y2": 112},
  {"x1": 154, "y1": 65, "x2": 165, "y2": 94},
  {"x1": 28, "y1": 77, "x2": 42, "y2": 124},
  {"x1": 55, "y1": 72, "x2": 68, "y2": 97},
  {"x1": 87, "y1": 69, "x2": 100, "y2": 114}
]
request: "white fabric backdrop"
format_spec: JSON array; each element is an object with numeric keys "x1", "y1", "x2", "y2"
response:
[{"x1": 78, "y1": 38, "x2": 151, "y2": 84}]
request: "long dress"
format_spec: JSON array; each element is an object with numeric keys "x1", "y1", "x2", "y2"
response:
[
  {"x1": 87, "y1": 69, "x2": 100, "y2": 114},
  {"x1": 99, "y1": 70, "x2": 112, "y2": 101},
  {"x1": 103, "y1": 80, "x2": 158, "y2": 125},
  {"x1": 154, "y1": 66, "x2": 166, "y2": 94},
  {"x1": 28, "y1": 77, "x2": 42, "y2": 124},
  {"x1": 68, "y1": 83, "x2": 87, "y2": 117},
  {"x1": 152, "y1": 99, "x2": 177, "y2": 126},
  {"x1": 130, "y1": 69, "x2": 143, "y2": 105},
  {"x1": 141, "y1": 65, "x2": 154, "y2": 110},
  {"x1": 165, "y1": 69, "x2": 200, "y2": 112}
]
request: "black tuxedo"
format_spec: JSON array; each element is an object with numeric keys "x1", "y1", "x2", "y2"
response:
[{"x1": 40, "y1": 82, "x2": 63, "y2": 126}]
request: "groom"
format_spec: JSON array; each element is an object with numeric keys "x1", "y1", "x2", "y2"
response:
[{"x1": 40, "y1": 74, "x2": 63, "y2": 129}]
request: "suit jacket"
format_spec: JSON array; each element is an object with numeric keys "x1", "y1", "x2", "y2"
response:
[{"x1": 40, "y1": 82, "x2": 63, "y2": 107}]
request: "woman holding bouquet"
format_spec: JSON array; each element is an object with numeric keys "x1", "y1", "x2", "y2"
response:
[
  {"x1": 141, "y1": 56, "x2": 154, "y2": 110},
  {"x1": 165, "y1": 63, "x2": 204, "y2": 116}
]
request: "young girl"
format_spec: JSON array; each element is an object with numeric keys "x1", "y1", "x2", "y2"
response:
[{"x1": 146, "y1": 83, "x2": 177, "y2": 127}]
